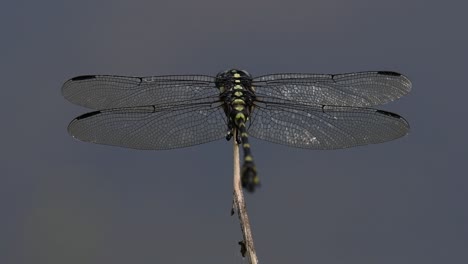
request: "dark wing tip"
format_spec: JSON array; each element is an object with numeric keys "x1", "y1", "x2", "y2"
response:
[
  {"x1": 375, "y1": 109, "x2": 402, "y2": 118},
  {"x1": 71, "y1": 75, "x2": 97, "y2": 81},
  {"x1": 75, "y1": 110, "x2": 101, "y2": 120},
  {"x1": 377, "y1": 71, "x2": 402, "y2": 77},
  {"x1": 377, "y1": 71, "x2": 412, "y2": 94},
  {"x1": 67, "y1": 110, "x2": 102, "y2": 137},
  {"x1": 375, "y1": 109, "x2": 410, "y2": 128},
  {"x1": 62, "y1": 76, "x2": 98, "y2": 105}
]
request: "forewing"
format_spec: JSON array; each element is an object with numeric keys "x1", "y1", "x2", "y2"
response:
[
  {"x1": 248, "y1": 102, "x2": 409, "y2": 149},
  {"x1": 253, "y1": 71, "x2": 411, "y2": 107},
  {"x1": 62, "y1": 75, "x2": 218, "y2": 109},
  {"x1": 68, "y1": 103, "x2": 228, "y2": 150}
]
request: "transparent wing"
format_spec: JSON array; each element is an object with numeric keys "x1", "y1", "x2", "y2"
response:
[
  {"x1": 68, "y1": 102, "x2": 228, "y2": 150},
  {"x1": 248, "y1": 102, "x2": 409, "y2": 149},
  {"x1": 253, "y1": 71, "x2": 411, "y2": 107},
  {"x1": 62, "y1": 75, "x2": 218, "y2": 110}
]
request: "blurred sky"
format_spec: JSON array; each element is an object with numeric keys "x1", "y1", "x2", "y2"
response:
[{"x1": 1, "y1": 0, "x2": 467, "y2": 263}]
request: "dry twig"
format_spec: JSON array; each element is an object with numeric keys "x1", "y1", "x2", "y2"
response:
[{"x1": 232, "y1": 134, "x2": 258, "y2": 264}]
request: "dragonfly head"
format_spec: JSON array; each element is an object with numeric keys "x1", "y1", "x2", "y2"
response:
[{"x1": 215, "y1": 69, "x2": 253, "y2": 90}]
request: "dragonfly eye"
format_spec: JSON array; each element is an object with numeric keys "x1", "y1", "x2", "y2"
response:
[
  {"x1": 216, "y1": 70, "x2": 226, "y2": 78},
  {"x1": 215, "y1": 70, "x2": 231, "y2": 87},
  {"x1": 240, "y1": 70, "x2": 252, "y2": 78}
]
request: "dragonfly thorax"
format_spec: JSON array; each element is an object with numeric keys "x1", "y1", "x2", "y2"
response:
[{"x1": 216, "y1": 69, "x2": 256, "y2": 126}]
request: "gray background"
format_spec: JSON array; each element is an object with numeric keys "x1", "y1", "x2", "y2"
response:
[{"x1": 2, "y1": 0, "x2": 467, "y2": 263}]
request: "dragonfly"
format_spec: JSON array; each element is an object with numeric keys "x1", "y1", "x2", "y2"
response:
[{"x1": 62, "y1": 69, "x2": 411, "y2": 192}]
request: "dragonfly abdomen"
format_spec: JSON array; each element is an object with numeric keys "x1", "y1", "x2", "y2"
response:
[{"x1": 238, "y1": 122, "x2": 259, "y2": 192}]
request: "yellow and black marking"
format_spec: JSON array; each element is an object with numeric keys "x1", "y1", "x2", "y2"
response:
[
  {"x1": 215, "y1": 69, "x2": 260, "y2": 192},
  {"x1": 238, "y1": 122, "x2": 259, "y2": 192}
]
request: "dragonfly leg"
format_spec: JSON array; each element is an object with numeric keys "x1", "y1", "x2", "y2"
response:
[
  {"x1": 225, "y1": 123, "x2": 234, "y2": 141},
  {"x1": 226, "y1": 130, "x2": 233, "y2": 141},
  {"x1": 236, "y1": 130, "x2": 242, "y2": 144}
]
